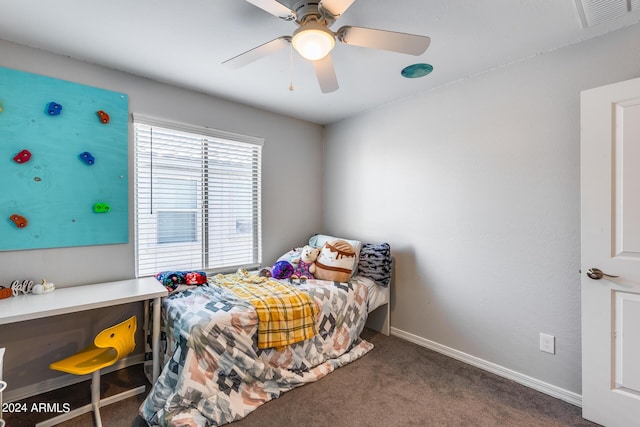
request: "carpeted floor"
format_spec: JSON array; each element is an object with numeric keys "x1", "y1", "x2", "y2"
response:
[{"x1": 3, "y1": 329, "x2": 598, "y2": 426}]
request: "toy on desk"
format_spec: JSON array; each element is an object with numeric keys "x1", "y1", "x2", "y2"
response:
[
  {"x1": 47, "y1": 102, "x2": 62, "y2": 115},
  {"x1": 93, "y1": 203, "x2": 111, "y2": 213},
  {"x1": 13, "y1": 149, "x2": 32, "y2": 164},
  {"x1": 9, "y1": 214, "x2": 28, "y2": 228},
  {"x1": 0, "y1": 285, "x2": 13, "y2": 299},
  {"x1": 32, "y1": 279, "x2": 55, "y2": 295},
  {"x1": 97, "y1": 110, "x2": 110, "y2": 124},
  {"x1": 11, "y1": 279, "x2": 34, "y2": 296},
  {"x1": 79, "y1": 151, "x2": 95, "y2": 165}
]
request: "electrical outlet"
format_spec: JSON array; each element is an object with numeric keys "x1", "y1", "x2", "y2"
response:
[{"x1": 540, "y1": 333, "x2": 555, "y2": 354}]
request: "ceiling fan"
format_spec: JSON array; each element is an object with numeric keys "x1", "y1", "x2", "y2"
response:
[{"x1": 223, "y1": 0, "x2": 431, "y2": 93}]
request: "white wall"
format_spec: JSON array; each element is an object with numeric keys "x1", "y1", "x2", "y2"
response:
[
  {"x1": 0, "y1": 39, "x2": 323, "y2": 394},
  {"x1": 322, "y1": 24, "x2": 640, "y2": 397}
]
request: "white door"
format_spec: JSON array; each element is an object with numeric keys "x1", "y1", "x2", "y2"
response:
[{"x1": 581, "y1": 76, "x2": 640, "y2": 426}]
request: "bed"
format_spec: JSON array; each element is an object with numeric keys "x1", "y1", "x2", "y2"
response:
[{"x1": 139, "y1": 236, "x2": 391, "y2": 427}]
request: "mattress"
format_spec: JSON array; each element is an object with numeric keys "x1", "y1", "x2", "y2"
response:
[{"x1": 355, "y1": 275, "x2": 389, "y2": 312}]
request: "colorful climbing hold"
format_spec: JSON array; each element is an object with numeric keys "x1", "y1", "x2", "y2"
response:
[
  {"x1": 97, "y1": 110, "x2": 110, "y2": 124},
  {"x1": 13, "y1": 149, "x2": 31, "y2": 164},
  {"x1": 10, "y1": 214, "x2": 28, "y2": 228},
  {"x1": 79, "y1": 151, "x2": 95, "y2": 165},
  {"x1": 93, "y1": 203, "x2": 111, "y2": 213},
  {"x1": 47, "y1": 102, "x2": 62, "y2": 115}
]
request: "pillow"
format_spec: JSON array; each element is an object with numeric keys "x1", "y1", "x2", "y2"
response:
[
  {"x1": 309, "y1": 234, "x2": 362, "y2": 276},
  {"x1": 357, "y1": 243, "x2": 391, "y2": 287},
  {"x1": 314, "y1": 239, "x2": 357, "y2": 283},
  {"x1": 309, "y1": 234, "x2": 362, "y2": 254},
  {"x1": 277, "y1": 247, "x2": 303, "y2": 264}
]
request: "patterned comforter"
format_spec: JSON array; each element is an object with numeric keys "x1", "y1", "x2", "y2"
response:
[{"x1": 139, "y1": 274, "x2": 373, "y2": 426}]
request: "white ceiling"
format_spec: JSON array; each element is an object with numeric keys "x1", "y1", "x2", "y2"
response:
[{"x1": 0, "y1": 0, "x2": 639, "y2": 125}]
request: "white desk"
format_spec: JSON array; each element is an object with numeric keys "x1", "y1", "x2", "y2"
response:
[{"x1": 0, "y1": 277, "x2": 168, "y2": 382}]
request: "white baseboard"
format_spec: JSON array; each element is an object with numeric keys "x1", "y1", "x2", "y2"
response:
[
  {"x1": 390, "y1": 327, "x2": 582, "y2": 408},
  {"x1": 3, "y1": 354, "x2": 145, "y2": 403},
  {"x1": 7, "y1": 329, "x2": 581, "y2": 408}
]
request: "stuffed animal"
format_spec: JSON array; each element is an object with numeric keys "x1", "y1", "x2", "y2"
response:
[
  {"x1": 291, "y1": 245, "x2": 319, "y2": 281},
  {"x1": 32, "y1": 278, "x2": 55, "y2": 295},
  {"x1": 271, "y1": 260, "x2": 294, "y2": 279},
  {"x1": 258, "y1": 267, "x2": 272, "y2": 278},
  {"x1": 314, "y1": 239, "x2": 356, "y2": 283}
]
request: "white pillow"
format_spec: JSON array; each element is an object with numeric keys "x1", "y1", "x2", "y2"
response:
[
  {"x1": 309, "y1": 234, "x2": 362, "y2": 253},
  {"x1": 277, "y1": 247, "x2": 303, "y2": 264}
]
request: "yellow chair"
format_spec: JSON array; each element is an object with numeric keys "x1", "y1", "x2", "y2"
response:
[{"x1": 36, "y1": 316, "x2": 146, "y2": 427}]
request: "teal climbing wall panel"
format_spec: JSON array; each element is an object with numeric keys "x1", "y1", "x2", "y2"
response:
[{"x1": 0, "y1": 66, "x2": 129, "y2": 251}]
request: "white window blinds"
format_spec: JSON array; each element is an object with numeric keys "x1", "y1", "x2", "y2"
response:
[{"x1": 134, "y1": 114, "x2": 263, "y2": 277}]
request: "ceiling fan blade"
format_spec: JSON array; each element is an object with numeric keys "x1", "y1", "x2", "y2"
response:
[
  {"x1": 245, "y1": 0, "x2": 296, "y2": 21},
  {"x1": 222, "y1": 36, "x2": 291, "y2": 69},
  {"x1": 312, "y1": 54, "x2": 339, "y2": 93},
  {"x1": 337, "y1": 26, "x2": 430, "y2": 56},
  {"x1": 319, "y1": 0, "x2": 356, "y2": 18}
]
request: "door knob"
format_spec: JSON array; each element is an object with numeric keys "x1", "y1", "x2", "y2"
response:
[{"x1": 586, "y1": 268, "x2": 619, "y2": 280}]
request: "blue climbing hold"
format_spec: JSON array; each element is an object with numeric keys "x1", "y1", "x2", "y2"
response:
[
  {"x1": 79, "y1": 151, "x2": 95, "y2": 165},
  {"x1": 47, "y1": 102, "x2": 62, "y2": 115}
]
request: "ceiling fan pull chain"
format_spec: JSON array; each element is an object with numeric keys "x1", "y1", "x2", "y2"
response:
[{"x1": 289, "y1": 43, "x2": 295, "y2": 91}]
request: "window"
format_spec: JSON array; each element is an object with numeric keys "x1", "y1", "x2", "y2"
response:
[
  {"x1": 156, "y1": 178, "x2": 197, "y2": 244},
  {"x1": 134, "y1": 115, "x2": 262, "y2": 277}
]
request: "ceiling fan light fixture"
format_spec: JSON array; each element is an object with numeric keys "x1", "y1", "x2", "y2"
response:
[{"x1": 292, "y1": 22, "x2": 335, "y2": 61}]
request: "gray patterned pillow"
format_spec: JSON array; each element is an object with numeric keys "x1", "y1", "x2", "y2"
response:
[{"x1": 357, "y1": 243, "x2": 391, "y2": 287}]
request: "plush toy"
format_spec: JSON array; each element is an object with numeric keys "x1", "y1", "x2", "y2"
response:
[
  {"x1": 155, "y1": 270, "x2": 207, "y2": 293},
  {"x1": 314, "y1": 239, "x2": 356, "y2": 283},
  {"x1": 32, "y1": 278, "x2": 55, "y2": 295},
  {"x1": 291, "y1": 245, "x2": 319, "y2": 281},
  {"x1": 258, "y1": 267, "x2": 272, "y2": 278},
  {"x1": 271, "y1": 260, "x2": 294, "y2": 279}
]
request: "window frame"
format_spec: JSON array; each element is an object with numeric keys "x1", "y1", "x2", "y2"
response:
[{"x1": 133, "y1": 114, "x2": 263, "y2": 277}]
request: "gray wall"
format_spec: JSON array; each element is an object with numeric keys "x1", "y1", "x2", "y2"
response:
[
  {"x1": 0, "y1": 39, "x2": 323, "y2": 393},
  {"x1": 322, "y1": 24, "x2": 640, "y2": 397}
]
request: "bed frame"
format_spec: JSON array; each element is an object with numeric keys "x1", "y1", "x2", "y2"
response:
[{"x1": 365, "y1": 299, "x2": 390, "y2": 336}]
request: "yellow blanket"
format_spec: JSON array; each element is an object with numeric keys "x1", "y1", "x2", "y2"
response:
[{"x1": 212, "y1": 269, "x2": 317, "y2": 349}]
